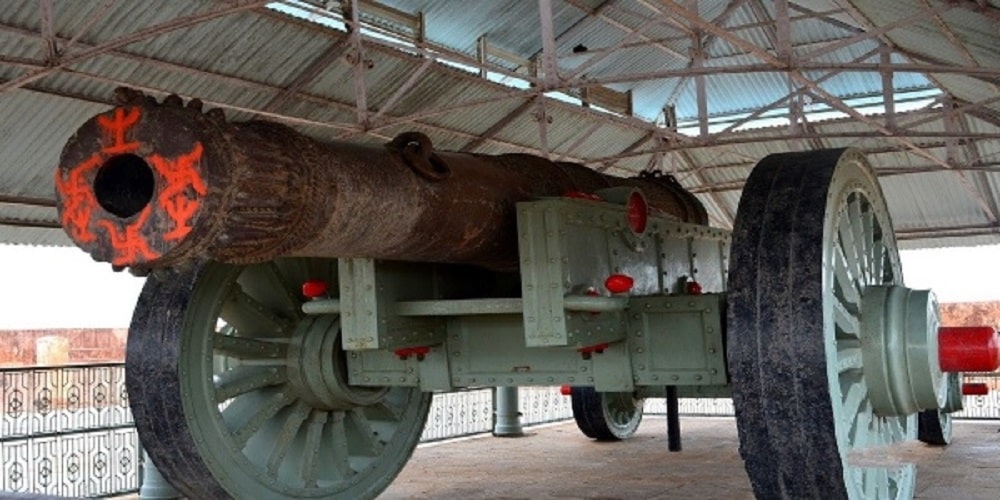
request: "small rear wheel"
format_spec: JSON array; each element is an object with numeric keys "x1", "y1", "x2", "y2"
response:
[
  {"x1": 570, "y1": 387, "x2": 643, "y2": 441},
  {"x1": 918, "y1": 373, "x2": 960, "y2": 445}
]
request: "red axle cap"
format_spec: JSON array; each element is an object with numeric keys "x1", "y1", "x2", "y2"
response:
[{"x1": 938, "y1": 326, "x2": 1000, "y2": 372}]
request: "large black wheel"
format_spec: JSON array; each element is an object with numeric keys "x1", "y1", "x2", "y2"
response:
[
  {"x1": 728, "y1": 149, "x2": 918, "y2": 499},
  {"x1": 126, "y1": 258, "x2": 431, "y2": 499},
  {"x1": 570, "y1": 387, "x2": 643, "y2": 441}
]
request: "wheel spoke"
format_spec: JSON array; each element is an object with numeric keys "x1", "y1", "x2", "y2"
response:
[
  {"x1": 214, "y1": 365, "x2": 287, "y2": 402},
  {"x1": 329, "y1": 413, "x2": 355, "y2": 479},
  {"x1": 239, "y1": 262, "x2": 304, "y2": 320},
  {"x1": 877, "y1": 468, "x2": 889, "y2": 498},
  {"x1": 848, "y1": 198, "x2": 870, "y2": 285},
  {"x1": 347, "y1": 409, "x2": 385, "y2": 457},
  {"x1": 833, "y1": 244, "x2": 861, "y2": 308},
  {"x1": 221, "y1": 284, "x2": 294, "y2": 337},
  {"x1": 833, "y1": 299, "x2": 860, "y2": 338},
  {"x1": 266, "y1": 401, "x2": 312, "y2": 477},
  {"x1": 871, "y1": 239, "x2": 885, "y2": 286},
  {"x1": 892, "y1": 464, "x2": 916, "y2": 499},
  {"x1": 213, "y1": 333, "x2": 287, "y2": 360},
  {"x1": 842, "y1": 380, "x2": 867, "y2": 443},
  {"x1": 851, "y1": 399, "x2": 874, "y2": 448},
  {"x1": 837, "y1": 345, "x2": 863, "y2": 373},
  {"x1": 299, "y1": 411, "x2": 328, "y2": 488},
  {"x1": 366, "y1": 400, "x2": 403, "y2": 422},
  {"x1": 838, "y1": 215, "x2": 866, "y2": 286},
  {"x1": 225, "y1": 389, "x2": 297, "y2": 449},
  {"x1": 864, "y1": 468, "x2": 877, "y2": 498},
  {"x1": 860, "y1": 203, "x2": 876, "y2": 283}
]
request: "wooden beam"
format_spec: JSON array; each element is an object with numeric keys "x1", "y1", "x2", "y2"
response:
[
  {"x1": 537, "y1": 0, "x2": 560, "y2": 86},
  {"x1": 347, "y1": 0, "x2": 369, "y2": 129},
  {"x1": 0, "y1": 194, "x2": 57, "y2": 207}
]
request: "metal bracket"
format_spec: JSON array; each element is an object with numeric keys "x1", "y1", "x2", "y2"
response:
[{"x1": 338, "y1": 258, "x2": 446, "y2": 351}]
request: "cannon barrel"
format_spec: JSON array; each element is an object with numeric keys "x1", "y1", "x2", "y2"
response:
[{"x1": 55, "y1": 91, "x2": 706, "y2": 270}]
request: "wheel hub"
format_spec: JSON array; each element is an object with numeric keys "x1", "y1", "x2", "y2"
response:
[
  {"x1": 285, "y1": 315, "x2": 388, "y2": 410},
  {"x1": 861, "y1": 285, "x2": 945, "y2": 416}
]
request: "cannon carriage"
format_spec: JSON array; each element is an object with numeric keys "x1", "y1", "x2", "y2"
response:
[{"x1": 54, "y1": 91, "x2": 999, "y2": 499}]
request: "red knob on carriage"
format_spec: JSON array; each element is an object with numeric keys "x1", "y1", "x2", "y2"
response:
[
  {"x1": 604, "y1": 274, "x2": 634, "y2": 294},
  {"x1": 301, "y1": 280, "x2": 329, "y2": 299}
]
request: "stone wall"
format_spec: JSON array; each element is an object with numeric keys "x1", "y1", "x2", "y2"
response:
[
  {"x1": 0, "y1": 301, "x2": 995, "y2": 368},
  {"x1": 0, "y1": 328, "x2": 127, "y2": 367},
  {"x1": 940, "y1": 302, "x2": 1000, "y2": 329}
]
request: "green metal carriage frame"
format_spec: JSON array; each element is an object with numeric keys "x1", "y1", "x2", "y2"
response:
[{"x1": 123, "y1": 149, "x2": 979, "y2": 500}]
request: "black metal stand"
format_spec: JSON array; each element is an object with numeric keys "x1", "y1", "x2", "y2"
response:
[{"x1": 666, "y1": 385, "x2": 682, "y2": 452}]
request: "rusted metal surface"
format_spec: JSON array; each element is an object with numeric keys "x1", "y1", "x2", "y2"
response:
[{"x1": 55, "y1": 89, "x2": 706, "y2": 271}]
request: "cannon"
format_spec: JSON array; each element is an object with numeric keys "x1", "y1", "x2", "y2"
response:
[{"x1": 55, "y1": 91, "x2": 999, "y2": 500}]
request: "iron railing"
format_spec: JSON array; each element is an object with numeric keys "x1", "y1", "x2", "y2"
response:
[
  {"x1": 953, "y1": 372, "x2": 1000, "y2": 419},
  {"x1": 1, "y1": 363, "x2": 137, "y2": 498},
  {"x1": 2, "y1": 363, "x2": 997, "y2": 497}
]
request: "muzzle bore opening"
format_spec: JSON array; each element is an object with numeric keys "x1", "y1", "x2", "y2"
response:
[{"x1": 93, "y1": 154, "x2": 154, "y2": 218}]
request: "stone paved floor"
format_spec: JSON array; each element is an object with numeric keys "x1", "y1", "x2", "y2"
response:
[{"x1": 380, "y1": 417, "x2": 1000, "y2": 499}]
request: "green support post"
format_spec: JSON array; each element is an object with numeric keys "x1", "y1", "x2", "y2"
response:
[
  {"x1": 494, "y1": 386, "x2": 525, "y2": 437},
  {"x1": 139, "y1": 449, "x2": 180, "y2": 499}
]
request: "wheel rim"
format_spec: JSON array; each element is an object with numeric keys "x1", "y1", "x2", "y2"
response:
[
  {"x1": 128, "y1": 258, "x2": 430, "y2": 499},
  {"x1": 601, "y1": 392, "x2": 643, "y2": 437},
  {"x1": 824, "y1": 162, "x2": 915, "y2": 498},
  {"x1": 728, "y1": 149, "x2": 916, "y2": 500}
]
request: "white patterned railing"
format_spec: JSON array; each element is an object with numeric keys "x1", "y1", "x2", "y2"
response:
[{"x1": 3, "y1": 364, "x2": 997, "y2": 497}]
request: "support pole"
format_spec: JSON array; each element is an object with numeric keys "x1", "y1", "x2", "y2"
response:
[
  {"x1": 493, "y1": 386, "x2": 525, "y2": 437},
  {"x1": 139, "y1": 449, "x2": 180, "y2": 499},
  {"x1": 665, "y1": 385, "x2": 682, "y2": 452}
]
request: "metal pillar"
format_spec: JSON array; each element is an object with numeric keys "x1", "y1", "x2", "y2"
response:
[
  {"x1": 493, "y1": 386, "x2": 525, "y2": 436},
  {"x1": 139, "y1": 449, "x2": 180, "y2": 499}
]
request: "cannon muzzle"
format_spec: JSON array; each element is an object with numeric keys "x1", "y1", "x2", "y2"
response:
[{"x1": 56, "y1": 90, "x2": 707, "y2": 271}]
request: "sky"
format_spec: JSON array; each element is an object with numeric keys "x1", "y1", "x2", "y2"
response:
[{"x1": 0, "y1": 243, "x2": 998, "y2": 330}]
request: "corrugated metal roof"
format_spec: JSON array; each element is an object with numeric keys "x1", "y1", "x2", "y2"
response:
[
  {"x1": 0, "y1": 0, "x2": 997, "y2": 251},
  {"x1": 0, "y1": 89, "x2": 109, "y2": 199}
]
